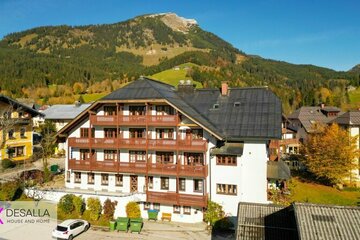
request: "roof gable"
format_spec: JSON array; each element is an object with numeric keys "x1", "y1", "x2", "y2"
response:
[{"x1": 0, "y1": 94, "x2": 43, "y2": 117}]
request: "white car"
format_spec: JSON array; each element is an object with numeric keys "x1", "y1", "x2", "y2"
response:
[{"x1": 52, "y1": 219, "x2": 90, "y2": 240}]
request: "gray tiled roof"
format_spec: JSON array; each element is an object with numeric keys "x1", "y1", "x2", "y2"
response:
[
  {"x1": 43, "y1": 104, "x2": 91, "y2": 120},
  {"x1": 236, "y1": 202, "x2": 298, "y2": 240},
  {"x1": 288, "y1": 106, "x2": 343, "y2": 132},
  {"x1": 331, "y1": 111, "x2": 360, "y2": 126},
  {"x1": 102, "y1": 78, "x2": 282, "y2": 140},
  {"x1": 293, "y1": 202, "x2": 360, "y2": 240}
]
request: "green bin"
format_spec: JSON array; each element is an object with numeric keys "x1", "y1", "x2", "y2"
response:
[
  {"x1": 147, "y1": 209, "x2": 158, "y2": 221},
  {"x1": 130, "y1": 218, "x2": 143, "y2": 234},
  {"x1": 109, "y1": 221, "x2": 116, "y2": 231},
  {"x1": 50, "y1": 164, "x2": 59, "y2": 173},
  {"x1": 116, "y1": 217, "x2": 130, "y2": 232}
]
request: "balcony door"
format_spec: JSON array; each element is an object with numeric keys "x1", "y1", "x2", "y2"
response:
[{"x1": 130, "y1": 175, "x2": 138, "y2": 192}]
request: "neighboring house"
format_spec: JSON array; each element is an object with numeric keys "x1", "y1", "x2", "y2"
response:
[
  {"x1": 41, "y1": 103, "x2": 91, "y2": 152},
  {"x1": 331, "y1": 110, "x2": 360, "y2": 186},
  {"x1": 57, "y1": 77, "x2": 282, "y2": 223},
  {"x1": 236, "y1": 202, "x2": 360, "y2": 240},
  {"x1": 0, "y1": 95, "x2": 43, "y2": 161},
  {"x1": 287, "y1": 104, "x2": 343, "y2": 141}
]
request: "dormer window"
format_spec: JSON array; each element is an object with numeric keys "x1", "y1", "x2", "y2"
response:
[
  {"x1": 213, "y1": 104, "x2": 219, "y2": 109},
  {"x1": 234, "y1": 102, "x2": 240, "y2": 107}
]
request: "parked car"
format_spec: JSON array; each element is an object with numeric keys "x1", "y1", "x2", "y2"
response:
[{"x1": 52, "y1": 219, "x2": 90, "y2": 240}]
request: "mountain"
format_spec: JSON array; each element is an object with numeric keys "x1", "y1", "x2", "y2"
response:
[
  {"x1": 0, "y1": 13, "x2": 359, "y2": 113},
  {"x1": 350, "y1": 64, "x2": 360, "y2": 73}
]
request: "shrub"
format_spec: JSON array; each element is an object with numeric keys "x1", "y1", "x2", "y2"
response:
[
  {"x1": 1, "y1": 159, "x2": 15, "y2": 169},
  {"x1": 58, "y1": 194, "x2": 75, "y2": 214},
  {"x1": 126, "y1": 201, "x2": 140, "y2": 218},
  {"x1": 87, "y1": 197, "x2": 102, "y2": 221},
  {"x1": 103, "y1": 198, "x2": 117, "y2": 220},
  {"x1": 73, "y1": 195, "x2": 85, "y2": 216},
  {"x1": 204, "y1": 200, "x2": 224, "y2": 227},
  {"x1": 0, "y1": 180, "x2": 22, "y2": 201},
  {"x1": 213, "y1": 217, "x2": 234, "y2": 231}
]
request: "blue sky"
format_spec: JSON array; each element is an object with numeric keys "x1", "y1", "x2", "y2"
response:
[{"x1": 0, "y1": 0, "x2": 359, "y2": 71}]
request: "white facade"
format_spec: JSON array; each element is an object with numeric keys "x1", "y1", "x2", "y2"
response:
[{"x1": 60, "y1": 102, "x2": 271, "y2": 223}]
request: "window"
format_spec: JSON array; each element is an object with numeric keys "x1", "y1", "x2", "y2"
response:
[
  {"x1": 104, "y1": 150, "x2": 117, "y2": 161},
  {"x1": 129, "y1": 128, "x2": 146, "y2": 138},
  {"x1": 75, "y1": 172, "x2": 81, "y2": 183},
  {"x1": 80, "y1": 128, "x2": 89, "y2": 138},
  {"x1": 88, "y1": 173, "x2": 95, "y2": 184},
  {"x1": 101, "y1": 174, "x2": 109, "y2": 185},
  {"x1": 156, "y1": 152, "x2": 174, "y2": 164},
  {"x1": 213, "y1": 104, "x2": 219, "y2": 109},
  {"x1": 144, "y1": 202, "x2": 151, "y2": 210},
  {"x1": 116, "y1": 174, "x2": 123, "y2": 186},
  {"x1": 179, "y1": 178, "x2": 186, "y2": 191},
  {"x1": 173, "y1": 205, "x2": 180, "y2": 214},
  {"x1": 153, "y1": 203, "x2": 160, "y2": 211},
  {"x1": 66, "y1": 171, "x2": 70, "y2": 182},
  {"x1": 191, "y1": 129, "x2": 203, "y2": 139},
  {"x1": 160, "y1": 177, "x2": 169, "y2": 190},
  {"x1": 216, "y1": 155, "x2": 237, "y2": 166},
  {"x1": 216, "y1": 184, "x2": 237, "y2": 195},
  {"x1": 129, "y1": 106, "x2": 146, "y2": 115},
  {"x1": 194, "y1": 179, "x2": 203, "y2": 193},
  {"x1": 147, "y1": 176, "x2": 153, "y2": 189},
  {"x1": 7, "y1": 146, "x2": 24, "y2": 158},
  {"x1": 20, "y1": 128, "x2": 26, "y2": 138},
  {"x1": 129, "y1": 151, "x2": 146, "y2": 162},
  {"x1": 184, "y1": 153, "x2": 204, "y2": 166},
  {"x1": 104, "y1": 128, "x2": 117, "y2": 138},
  {"x1": 183, "y1": 206, "x2": 191, "y2": 215},
  {"x1": 80, "y1": 149, "x2": 90, "y2": 160},
  {"x1": 156, "y1": 105, "x2": 174, "y2": 115},
  {"x1": 8, "y1": 129, "x2": 14, "y2": 139},
  {"x1": 104, "y1": 106, "x2": 117, "y2": 116},
  {"x1": 156, "y1": 128, "x2": 174, "y2": 139}
]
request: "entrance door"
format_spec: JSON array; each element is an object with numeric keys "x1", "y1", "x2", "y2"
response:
[{"x1": 130, "y1": 175, "x2": 138, "y2": 193}]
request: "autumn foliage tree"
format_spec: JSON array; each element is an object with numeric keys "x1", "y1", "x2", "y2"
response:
[{"x1": 301, "y1": 123, "x2": 359, "y2": 185}]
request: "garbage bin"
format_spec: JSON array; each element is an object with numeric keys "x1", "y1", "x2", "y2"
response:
[
  {"x1": 109, "y1": 220, "x2": 116, "y2": 231},
  {"x1": 147, "y1": 209, "x2": 158, "y2": 221},
  {"x1": 116, "y1": 217, "x2": 130, "y2": 232},
  {"x1": 50, "y1": 164, "x2": 59, "y2": 173},
  {"x1": 130, "y1": 218, "x2": 143, "y2": 234}
]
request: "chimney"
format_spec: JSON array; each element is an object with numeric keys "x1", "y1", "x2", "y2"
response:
[
  {"x1": 221, "y1": 82, "x2": 228, "y2": 96},
  {"x1": 320, "y1": 103, "x2": 325, "y2": 109},
  {"x1": 177, "y1": 80, "x2": 194, "y2": 93}
]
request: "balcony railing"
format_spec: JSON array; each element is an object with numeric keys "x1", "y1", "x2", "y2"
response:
[
  {"x1": 279, "y1": 138, "x2": 299, "y2": 145},
  {"x1": 146, "y1": 191, "x2": 208, "y2": 207},
  {"x1": 68, "y1": 159, "x2": 207, "y2": 177},
  {"x1": 90, "y1": 114, "x2": 178, "y2": 126},
  {"x1": 68, "y1": 137, "x2": 207, "y2": 151}
]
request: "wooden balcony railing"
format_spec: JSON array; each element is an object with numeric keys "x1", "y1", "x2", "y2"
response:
[
  {"x1": 279, "y1": 138, "x2": 299, "y2": 145},
  {"x1": 90, "y1": 114, "x2": 178, "y2": 126},
  {"x1": 68, "y1": 137, "x2": 207, "y2": 152},
  {"x1": 146, "y1": 191, "x2": 208, "y2": 207},
  {"x1": 68, "y1": 159, "x2": 207, "y2": 177}
]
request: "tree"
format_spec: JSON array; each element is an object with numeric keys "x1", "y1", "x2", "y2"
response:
[
  {"x1": 87, "y1": 197, "x2": 102, "y2": 221},
  {"x1": 125, "y1": 201, "x2": 140, "y2": 218},
  {"x1": 204, "y1": 200, "x2": 224, "y2": 228},
  {"x1": 39, "y1": 120, "x2": 57, "y2": 181},
  {"x1": 301, "y1": 123, "x2": 359, "y2": 185},
  {"x1": 103, "y1": 198, "x2": 117, "y2": 220}
]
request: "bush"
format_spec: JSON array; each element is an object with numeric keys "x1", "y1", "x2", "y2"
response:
[
  {"x1": 0, "y1": 181, "x2": 22, "y2": 201},
  {"x1": 58, "y1": 194, "x2": 75, "y2": 214},
  {"x1": 103, "y1": 198, "x2": 117, "y2": 220},
  {"x1": 126, "y1": 201, "x2": 140, "y2": 218},
  {"x1": 213, "y1": 217, "x2": 234, "y2": 231},
  {"x1": 204, "y1": 200, "x2": 224, "y2": 227},
  {"x1": 73, "y1": 195, "x2": 85, "y2": 216},
  {"x1": 1, "y1": 159, "x2": 16, "y2": 169},
  {"x1": 87, "y1": 197, "x2": 102, "y2": 221}
]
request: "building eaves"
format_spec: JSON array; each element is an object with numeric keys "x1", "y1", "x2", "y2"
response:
[{"x1": 0, "y1": 94, "x2": 44, "y2": 117}]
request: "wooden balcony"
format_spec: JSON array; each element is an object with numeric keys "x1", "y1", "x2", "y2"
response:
[
  {"x1": 146, "y1": 191, "x2": 208, "y2": 207},
  {"x1": 68, "y1": 158, "x2": 207, "y2": 177},
  {"x1": 279, "y1": 138, "x2": 299, "y2": 145},
  {"x1": 90, "y1": 114, "x2": 178, "y2": 126},
  {"x1": 69, "y1": 137, "x2": 207, "y2": 152},
  {"x1": 178, "y1": 139, "x2": 207, "y2": 151}
]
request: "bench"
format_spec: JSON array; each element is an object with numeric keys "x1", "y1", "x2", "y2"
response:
[{"x1": 161, "y1": 212, "x2": 172, "y2": 222}]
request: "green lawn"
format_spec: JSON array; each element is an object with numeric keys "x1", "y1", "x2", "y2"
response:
[
  {"x1": 290, "y1": 177, "x2": 360, "y2": 206},
  {"x1": 80, "y1": 93, "x2": 107, "y2": 103},
  {"x1": 349, "y1": 87, "x2": 360, "y2": 107},
  {"x1": 150, "y1": 63, "x2": 202, "y2": 88}
]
